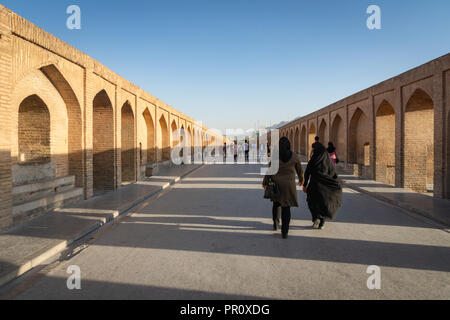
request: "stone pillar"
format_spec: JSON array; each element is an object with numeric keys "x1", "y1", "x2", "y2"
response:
[
  {"x1": 370, "y1": 93, "x2": 376, "y2": 180},
  {"x1": 394, "y1": 84, "x2": 403, "y2": 188},
  {"x1": 432, "y1": 70, "x2": 445, "y2": 198},
  {"x1": 344, "y1": 105, "x2": 349, "y2": 165},
  {"x1": 134, "y1": 94, "x2": 139, "y2": 182},
  {"x1": 83, "y1": 69, "x2": 95, "y2": 199},
  {"x1": 115, "y1": 86, "x2": 121, "y2": 189},
  {"x1": 445, "y1": 71, "x2": 450, "y2": 199},
  {"x1": 327, "y1": 111, "x2": 331, "y2": 147},
  {"x1": 155, "y1": 107, "x2": 161, "y2": 162}
]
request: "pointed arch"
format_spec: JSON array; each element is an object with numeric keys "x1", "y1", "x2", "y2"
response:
[
  {"x1": 308, "y1": 122, "x2": 316, "y2": 157},
  {"x1": 376, "y1": 100, "x2": 396, "y2": 185},
  {"x1": 349, "y1": 108, "x2": 370, "y2": 165},
  {"x1": 171, "y1": 120, "x2": 178, "y2": 148},
  {"x1": 158, "y1": 114, "x2": 170, "y2": 161},
  {"x1": 142, "y1": 108, "x2": 155, "y2": 163},
  {"x1": 40, "y1": 64, "x2": 83, "y2": 187},
  {"x1": 121, "y1": 101, "x2": 135, "y2": 183},
  {"x1": 404, "y1": 88, "x2": 434, "y2": 193},
  {"x1": 330, "y1": 115, "x2": 344, "y2": 160},
  {"x1": 18, "y1": 95, "x2": 51, "y2": 163},
  {"x1": 300, "y1": 125, "x2": 307, "y2": 156},
  {"x1": 294, "y1": 127, "x2": 300, "y2": 154},
  {"x1": 318, "y1": 119, "x2": 327, "y2": 144},
  {"x1": 93, "y1": 90, "x2": 115, "y2": 190}
]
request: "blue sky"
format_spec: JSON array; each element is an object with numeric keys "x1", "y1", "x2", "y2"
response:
[{"x1": 3, "y1": 0, "x2": 450, "y2": 133}]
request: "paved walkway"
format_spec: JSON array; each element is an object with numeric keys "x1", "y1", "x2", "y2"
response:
[
  {"x1": 0, "y1": 164, "x2": 201, "y2": 288},
  {"x1": 339, "y1": 174, "x2": 450, "y2": 228},
  {"x1": 8, "y1": 164, "x2": 450, "y2": 300}
]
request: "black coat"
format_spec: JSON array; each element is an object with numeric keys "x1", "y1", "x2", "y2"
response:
[{"x1": 304, "y1": 146, "x2": 342, "y2": 220}]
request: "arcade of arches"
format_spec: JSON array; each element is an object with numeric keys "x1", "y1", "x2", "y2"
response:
[
  {"x1": 0, "y1": 7, "x2": 449, "y2": 232},
  {"x1": 280, "y1": 55, "x2": 450, "y2": 200},
  {"x1": 0, "y1": 7, "x2": 222, "y2": 230}
]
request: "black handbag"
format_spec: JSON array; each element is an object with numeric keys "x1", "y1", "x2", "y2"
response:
[{"x1": 264, "y1": 176, "x2": 280, "y2": 200}]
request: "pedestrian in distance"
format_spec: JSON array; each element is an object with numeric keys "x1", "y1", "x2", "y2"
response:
[
  {"x1": 303, "y1": 145, "x2": 342, "y2": 230},
  {"x1": 245, "y1": 140, "x2": 249, "y2": 162},
  {"x1": 263, "y1": 137, "x2": 304, "y2": 239},
  {"x1": 310, "y1": 136, "x2": 323, "y2": 158},
  {"x1": 223, "y1": 142, "x2": 227, "y2": 162},
  {"x1": 327, "y1": 142, "x2": 339, "y2": 166}
]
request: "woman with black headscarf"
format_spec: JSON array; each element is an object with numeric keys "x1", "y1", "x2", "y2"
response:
[
  {"x1": 303, "y1": 145, "x2": 342, "y2": 230},
  {"x1": 263, "y1": 137, "x2": 304, "y2": 239}
]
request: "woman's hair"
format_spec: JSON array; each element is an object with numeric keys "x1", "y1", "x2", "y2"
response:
[
  {"x1": 279, "y1": 137, "x2": 293, "y2": 163},
  {"x1": 327, "y1": 142, "x2": 336, "y2": 153}
]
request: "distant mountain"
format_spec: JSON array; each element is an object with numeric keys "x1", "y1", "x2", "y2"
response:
[{"x1": 266, "y1": 121, "x2": 287, "y2": 130}]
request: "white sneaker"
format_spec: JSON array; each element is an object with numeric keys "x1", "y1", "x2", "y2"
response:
[{"x1": 312, "y1": 219, "x2": 320, "y2": 229}]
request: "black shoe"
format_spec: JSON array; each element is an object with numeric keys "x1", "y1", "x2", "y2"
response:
[{"x1": 282, "y1": 233, "x2": 288, "y2": 239}]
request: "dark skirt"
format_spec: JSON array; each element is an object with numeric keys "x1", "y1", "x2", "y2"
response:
[{"x1": 306, "y1": 174, "x2": 342, "y2": 220}]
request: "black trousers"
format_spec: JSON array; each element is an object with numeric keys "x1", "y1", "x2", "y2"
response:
[{"x1": 272, "y1": 202, "x2": 291, "y2": 235}]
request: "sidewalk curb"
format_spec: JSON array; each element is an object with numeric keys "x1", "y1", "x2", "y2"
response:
[
  {"x1": 0, "y1": 165, "x2": 203, "y2": 288},
  {"x1": 343, "y1": 183, "x2": 450, "y2": 228}
]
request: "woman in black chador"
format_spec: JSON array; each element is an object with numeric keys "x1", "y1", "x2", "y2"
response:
[{"x1": 303, "y1": 145, "x2": 342, "y2": 230}]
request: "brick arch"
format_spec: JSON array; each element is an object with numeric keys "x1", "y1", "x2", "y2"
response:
[
  {"x1": 171, "y1": 120, "x2": 179, "y2": 148},
  {"x1": 187, "y1": 125, "x2": 194, "y2": 157},
  {"x1": 294, "y1": 127, "x2": 300, "y2": 153},
  {"x1": 12, "y1": 68, "x2": 71, "y2": 186},
  {"x1": 93, "y1": 90, "x2": 115, "y2": 190},
  {"x1": 404, "y1": 88, "x2": 434, "y2": 193},
  {"x1": 404, "y1": 86, "x2": 433, "y2": 110},
  {"x1": 40, "y1": 64, "x2": 84, "y2": 188},
  {"x1": 186, "y1": 124, "x2": 191, "y2": 146},
  {"x1": 142, "y1": 108, "x2": 155, "y2": 163},
  {"x1": 349, "y1": 108, "x2": 370, "y2": 165},
  {"x1": 18, "y1": 95, "x2": 51, "y2": 164},
  {"x1": 330, "y1": 114, "x2": 344, "y2": 160},
  {"x1": 158, "y1": 114, "x2": 170, "y2": 161},
  {"x1": 308, "y1": 122, "x2": 317, "y2": 155},
  {"x1": 121, "y1": 101, "x2": 135, "y2": 183},
  {"x1": 300, "y1": 125, "x2": 307, "y2": 155},
  {"x1": 13, "y1": 59, "x2": 60, "y2": 88},
  {"x1": 376, "y1": 100, "x2": 396, "y2": 185},
  {"x1": 318, "y1": 119, "x2": 327, "y2": 144},
  {"x1": 193, "y1": 127, "x2": 200, "y2": 151}
]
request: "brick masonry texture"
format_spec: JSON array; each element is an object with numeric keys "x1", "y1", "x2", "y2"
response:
[{"x1": 280, "y1": 53, "x2": 450, "y2": 199}]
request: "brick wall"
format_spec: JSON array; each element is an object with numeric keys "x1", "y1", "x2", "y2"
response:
[
  {"x1": 18, "y1": 95, "x2": 51, "y2": 163},
  {"x1": 330, "y1": 114, "x2": 345, "y2": 161},
  {"x1": 349, "y1": 108, "x2": 371, "y2": 165},
  {"x1": 404, "y1": 89, "x2": 434, "y2": 193},
  {"x1": 318, "y1": 120, "x2": 328, "y2": 145},
  {"x1": 121, "y1": 102, "x2": 135, "y2": 183},
  {"x1": 280, "y1": 54, "x2": 450, "y2": 198},
  {"x1": 92, "y1": 90, "x2": 115, "y2": 190},
  {"x1": 0, "y1": 5, "x2": 217, "y2": 230},
  {"x1": 375, "y1": 101, "x2": 396, "y2": 185}
]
